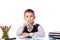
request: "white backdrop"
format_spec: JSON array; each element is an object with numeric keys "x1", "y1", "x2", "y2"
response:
[{"x1": 0, "y1": 0, "x2": 60, "y2": 40}]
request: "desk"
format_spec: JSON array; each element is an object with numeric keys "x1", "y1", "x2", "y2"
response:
[
  {"x1": 1, "y1": 37, "x2": 43, "y2": 40},
  {"x1": 16, "y1": 37, "x2": 43, "y2": 40}
]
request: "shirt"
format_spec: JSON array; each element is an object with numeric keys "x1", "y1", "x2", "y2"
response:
[{"x1": 16, "y1": 22, "x2": 45, "y2": 37}]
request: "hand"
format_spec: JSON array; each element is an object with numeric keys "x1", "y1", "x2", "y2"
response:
[
  {"x1": 24, "y1": 22, "x2": 30, "y2": 26},
  {"x1": 22, "y1": 32, "x2": 30, "y2": 36}
]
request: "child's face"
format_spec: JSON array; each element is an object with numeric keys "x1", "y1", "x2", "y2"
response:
[{"x1": 24, "y1": 12, "x2": 35, "y2": 24}]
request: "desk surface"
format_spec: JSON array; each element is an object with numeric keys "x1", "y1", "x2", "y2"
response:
[
  {"x1": 16, "y1": 38, "x2": 43, "y2": 40},
  {"x1": 0, "y1": 37, "x2": 43, "y2": 40}
]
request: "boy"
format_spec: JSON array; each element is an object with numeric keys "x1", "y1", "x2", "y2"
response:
[{"x1": 16, "y1": 9, "x2": 45, "y2": 37}]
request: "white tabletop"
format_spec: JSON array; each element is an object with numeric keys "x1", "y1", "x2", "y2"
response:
[{"x1": 16, "y1": 37, "x2": 43, "y2": 40}]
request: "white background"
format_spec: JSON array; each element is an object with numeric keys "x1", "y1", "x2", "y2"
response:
[{"x1": 0, "y1": 0, "x2": 60, "y2": 40}]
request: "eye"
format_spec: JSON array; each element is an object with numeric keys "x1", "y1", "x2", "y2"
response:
[
  {"x1": 30, "y1": 16, "x2": 33, "y2": 17},
  {"x1": 26, "y1": 16, "x2": 28, "y2": 17}
]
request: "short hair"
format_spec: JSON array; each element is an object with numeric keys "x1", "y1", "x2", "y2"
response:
[{"x1": 24, "y1": 9, "x2": 35, "y2": 16}]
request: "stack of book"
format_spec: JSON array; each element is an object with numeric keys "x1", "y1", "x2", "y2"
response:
[{"x1": 49, "y1": 32, "x2": 60, "y2": 40}]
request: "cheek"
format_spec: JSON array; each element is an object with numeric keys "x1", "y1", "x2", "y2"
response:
[
  {"x1": 24, "y1": 17, "x2": 28, "y2": 21},
  {"x1": 31, "y1": 17, "x2": 35, "y2": 20},
  {"x1": 24, "y1": 17, "x2": 27, "y2": 20}
]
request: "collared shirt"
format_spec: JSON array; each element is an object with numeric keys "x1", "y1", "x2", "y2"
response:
[
  {"x1": 16, "y1": 22, "x2": 45, "y2": 37},
  {"x1": 27, "y1": 26, "x2": 33, "y2": 32}
]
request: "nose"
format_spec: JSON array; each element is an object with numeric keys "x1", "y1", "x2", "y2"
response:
[{"x1": 28, "y1": 16, "x2": 31, "y2": 19}]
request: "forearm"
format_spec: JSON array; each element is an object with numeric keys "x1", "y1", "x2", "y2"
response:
[
  {"x1": 30, "y1": 32, "x2": 45, "y2": 37},
  {"x1": 29, "y1": 26, "x2": 45, "y2": 37}
]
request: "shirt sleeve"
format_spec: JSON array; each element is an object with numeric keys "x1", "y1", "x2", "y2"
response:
[
  {"x1": 30, "y1": 25, "x2": 45, "y2": 37},
  {"x1": 16, "y1": 25, "x2": 24, "y2": 36}
]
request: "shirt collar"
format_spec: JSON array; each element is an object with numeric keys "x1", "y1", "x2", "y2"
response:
[{"x1": 27, "y1": 22, "x2": 36, "y2": 29}]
